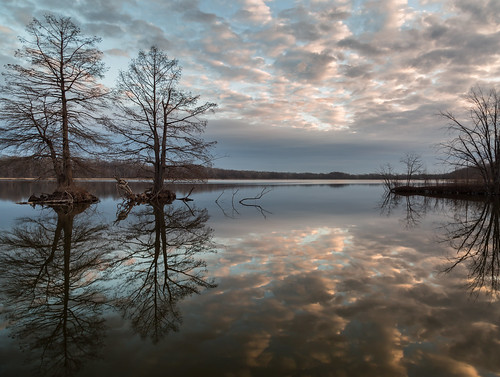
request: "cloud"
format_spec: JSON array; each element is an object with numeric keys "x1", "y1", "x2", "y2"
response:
[
  {"x1": 2, "y1": 0, "x2": 500, "y2": 172},
  {"x1": 337, "y1": 37, "x2": 383, "y2": 56},
  {"x1": 206, "y1": 119, "x2": 434, "y2": 173},
  {"x1": 83, "y1": 22, "x2": 125, "y2": 38},
  {"x1": 183, "y1": 8, "x2": 218, "y2": 23},
  {"x1": 274, "y1": 48, "x2": 337, "y2": 82},
  {"x1": 104, "y1": 48, "x2": 129, "y2": 57},
  {"x1": 119, "y1": 194, "x2": 500, "y2": 375},
  {"x1": 234, "y1": 0, "x2": 272, "y2": 25}
]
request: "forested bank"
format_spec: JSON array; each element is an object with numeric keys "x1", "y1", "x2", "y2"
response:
[{"x1": 0, "y1": 156, "x2": 455, "y2": 181}]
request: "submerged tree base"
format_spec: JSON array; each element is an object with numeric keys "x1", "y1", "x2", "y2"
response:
[
  {"x1": 114, "y1": 177, "x2": 177, "y2": 204},
  {"x1": 123, "y1": 189, "x2": 177, "y2": 204},
  {"x1": 25, "y1": 186, "x2": 99, "y2": 205}
]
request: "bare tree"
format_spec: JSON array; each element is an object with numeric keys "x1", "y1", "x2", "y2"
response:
[
  {"x1": 0, "y1": 14, "x2": 109, "y2": 193},
  {"x1": 110, "y1": 46, "x2": 216, "y2": 197},
  {"x1": 378, "y1": 162, "x2": 399, "y2": 191},
  {"x1": 400, "y1": 152, "x2": 424, "y2": 186},
  {"x1": 440, "y1": 86, "x2": 500, "y2": 194}
]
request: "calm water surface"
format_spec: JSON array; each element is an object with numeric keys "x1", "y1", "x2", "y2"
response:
[{"x1": 0, "y1": 180, "x2": 499, "y2": 377}]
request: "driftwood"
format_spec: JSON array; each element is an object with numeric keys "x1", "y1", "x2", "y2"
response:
[
  {"x1": 177, "y1": 187, "x2": 195, "y2": 202},
  {"x1": 115, "y1": 177, "x2": 134, "y2": 197},
  {"x1": 114, "y1": 178, "x2": 196, "y2": 223}
]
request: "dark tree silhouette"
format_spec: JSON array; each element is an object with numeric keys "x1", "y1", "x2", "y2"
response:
[
  {"x1": 0, "y1": 204, "x2": 112, "y2": 376},
  {"x1": 441, "y1": 86, "x2": 500, "y2": 194},
  {"x1": 110, "y1": 46, "x2": 216, "y2": 196},
  {"x1": 112, "y1": 201, "x2": 216, "y2": 342},
  {"x1": 0, "y1": 15, "x2": 109, "y2": 194}
]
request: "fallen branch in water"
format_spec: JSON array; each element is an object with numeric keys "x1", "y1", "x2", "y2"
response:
[
  {"x1": 214, "y1": 186, "x2": 272, "y2": 218},
  {"x1": 239, "y1": 187, "x2": 272, "y2": 218},
  {"x1": 238, "y1": 187, "x2": 272, "y2": 204},
  {"x1": 177, "y1": 187, "x2": 195, "y2": 202}
]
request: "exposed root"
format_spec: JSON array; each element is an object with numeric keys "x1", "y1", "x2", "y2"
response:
[
  {"x1": 114, "y1": 177, "x2": 176, "y2": 204},
  {"x1": 20, "y1": 186, "x2": 98, "y2": 205}
]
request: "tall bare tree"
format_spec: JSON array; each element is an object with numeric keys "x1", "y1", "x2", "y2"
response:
[
  {"x1": 0, "y1": 14, "x2": 109, "y2": 192},
  {"x1": 441, "y1": 86, "x2": 500, "y2": 194},
  {"x1": 110, "y1": 46, "x2": 216, "y2": 196}
]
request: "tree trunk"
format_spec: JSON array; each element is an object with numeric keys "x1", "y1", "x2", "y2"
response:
[
  {"x1": 153, "y1": 164, "x2": 163, "y2": 194},
  {"x1": 494, "y1": 169, "x2": 500, "y2": 196},
  {"x1": 160, "y1": 102, "x2": 169, "y2": 192},
  {"x1": 59, "y1": 97, "x2": 73, "y2": 190},
  {"x1": 153, "y1": 135, "x2": 163, "y2": 195},
  {"x1": 59, "y1": 40, "x2": 73, "y2": 191}
]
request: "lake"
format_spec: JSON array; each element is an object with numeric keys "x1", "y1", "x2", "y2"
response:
[{"x1": 0, "y1": 180, "x2": 499, "y2": 377}]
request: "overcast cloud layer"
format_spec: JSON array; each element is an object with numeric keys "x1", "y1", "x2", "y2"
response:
[{"x1": 1, "y1": 0, "x2": 500, "y2": 173}]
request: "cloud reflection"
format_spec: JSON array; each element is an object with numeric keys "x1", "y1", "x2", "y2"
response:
[
  {"x1": 1, "y1": 184, "x2": 499, "y2": 376},
  {"x1": 167, "y1": 212, "x2": 500, "y2": 376}
]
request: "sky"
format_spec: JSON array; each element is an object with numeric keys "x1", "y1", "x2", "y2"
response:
[{"x1": 0, "y1": 0, "x2": 500, "y2": 174}]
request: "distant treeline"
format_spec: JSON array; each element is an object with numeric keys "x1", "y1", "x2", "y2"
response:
[
  {"x1": 0, "y1": 157, "x2": 151, "y2": 179},
  {"x1": 204, "y1": 168, "x2": 381, "y2": 180},
  {"x1": 0, "y1": 156, "x2": 470, "y2": 181}
]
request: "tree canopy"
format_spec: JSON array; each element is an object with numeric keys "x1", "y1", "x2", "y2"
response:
[
  {"x1": 0, "y1": 14, "x2": 109, "y2": 191},
  {"x1": 110, "y1": 46, "x2": 217, "y2": 195},
  {"x1": 441, "y1": 86, "x2": 500, "y2": 194}
]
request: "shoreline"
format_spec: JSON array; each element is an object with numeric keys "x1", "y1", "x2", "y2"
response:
[
  {"x1": 0, "y1": 177, "x2": 385, "y2": 183},
  {"x1": 391, "y1": 183, "x2": 492, "y2": 198}
]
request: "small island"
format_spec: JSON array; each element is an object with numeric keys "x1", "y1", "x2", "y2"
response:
[{"x1": 382, "y1": 87, "x2": 500, "y2": 199}]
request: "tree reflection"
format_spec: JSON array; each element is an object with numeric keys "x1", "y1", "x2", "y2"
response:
[
  {"x1": 0, "y1": 204, "x2": 112, "y2": 376},
  {"x1": 379, "y1": 192, "x2": 432, "y2": 228},
  {"x1": 112, "y1": 201, "x2": 216, "y2": 343},
  {"x1": 379, "y1": 192, "x2": 500, "y2": 295},
  {"x1": 443, "y1": 198, "x2": 500, "y2": 296}
]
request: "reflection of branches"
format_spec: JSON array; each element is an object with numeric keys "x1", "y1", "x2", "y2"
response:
[
  {"x1": 214, "y1": 189, "x2": 242, "y2": 218},
  {"x1": 232, "y1": 189, "x2": 241, "y2": 216},
  {"x1": 382, "y1": 192, "x2": 500, "y2": 295},
  {"x1": 215, "y1": 190, "x2": 235, "y2": 218},
  {"x1": 379, "y1": 192, "x2": 401, "y2": 217},
  {"x1": 0, "y1": 204, "x2": 111, "y2": 376},
  {"x1": 379, "y1": 193, "x2": 428, "y2": 228},
  {"x1": 112, "y1": 202, "x2": 216, "y2": 343},
  {"x1": 115, "y1": 199, "x2": 135, "y2": 224},
  {"x1": 401, "y1": 195, "x2": 426, "y2": 228},
  {"x1": 442, "y1": 198, "x2": 500, "y2": 296}
]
